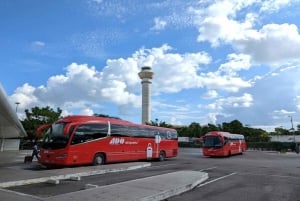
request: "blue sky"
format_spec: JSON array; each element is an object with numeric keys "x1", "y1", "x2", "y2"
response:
[{"x1": 1, "y1": 0, "x2": 300, "y2": 131}]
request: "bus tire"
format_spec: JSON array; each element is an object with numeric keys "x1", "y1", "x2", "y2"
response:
[
  {"x1": 240, "y1": 149, "x2": 244, "y2": 154},
  {"x1": 228, "y1": 151, "x2": 231, "y2": 157},
  {"x1": 158, "y1": 151, "x2": 166, "y2": 161},
  {"x1": 93, "y1": 153, "x2": 105, "y2": 165}
]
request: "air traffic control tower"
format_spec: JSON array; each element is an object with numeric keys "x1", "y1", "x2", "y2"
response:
[{"x1": 138, "y1": 66, "x2": 154, "y2": 124}]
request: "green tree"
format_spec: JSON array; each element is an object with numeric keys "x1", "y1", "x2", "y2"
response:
[
  {"x1": 242, "y1": 126, "x2": 270, "y2": 142},
  {"x1": 21, "y1": 106, "x2": 62, "y2": 140},
  {"x1": 188, "y1": 122, "x2": 201, "y2": 138},
  {"x1": 94, "y1": 113, "x2": 121, "y2": 119},
  {"x1": 147, "y1": 118, "x2": 173, "y2": 128},
  {"x1": 296, "y1": 124, "x2": 300, "y2": 135},
  {"x1": 222, "y1": 119, "x2": 243, "y2": 134},
  {"x1": 176, "y1": 126, "x2": 189, "y2": 137},
  {"x1": 271, "y1": 127, "x2": 290, "y2": 135},
  {"x1": 149, "y1": 117, "x2": 273, "y2": 142}
]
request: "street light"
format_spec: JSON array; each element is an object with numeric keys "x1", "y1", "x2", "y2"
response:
[
  {"x1": 288, "y1": 115, "x2": 296, "y2": 152},
  {"x1": 15, "y1": 102, "x2": 20, "y2": 113}
]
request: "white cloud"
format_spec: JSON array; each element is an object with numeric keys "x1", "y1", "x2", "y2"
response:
[
  {"x1": 10, "y1": 83, "x2": 38, "y2": 108},
  {"x1": 133, "y1": 44, "x2": 212, "y2": 93},
  {"x1": 296, "y1": 96, "x2": 300, "y2": 110},
  {"x1": 207, "y1": 93, "x2": 253, "y2": 111},
  {"x1": 151, "y1": 17, "x2": 167, "y2": 31},
  {"x1": 260, "y1": 0, "x2": 296, "y2": 12},
  {"x1": 10, "y1": 43, "x2": 258, "y2": 122},
  {"x1": 273, "y1": 109, "x2": 294, "y2": 115},
  {"x1": 192, "y1": 0, "x2": 258, "y2": 47},
  {"x1": 87, "y1": 0, "x2": 131, "y2": 18},
  {"x1": 133, "y1": 45, "x2": 250, "y2": 95},
  {"x1": 219, "y1": 53, "x2": 252, "y2": 75},
  {"x1": 4, "y1": 0, "x2": 300, "y2": 132},
  {"x1": 271, "y1": 109, "x2": 295, "y2": 121},
  {"x1": 202, "y1": 72, "x2": 252, "y2": 92},
  {"x1": 79, "y1": 108, "x2": 95, "y2": 116},
  {"x1": 91, "y1": 0, "x2": 103, "y2": 4},
  {"x1": 206, "y1": 112, "x2": 232, "y2": 125},
  {"x1": 237, "y1": 23, "x2": 300, "y2": 64},
  {"x1": 203, "y1": 90, "x2": 218, "y2": 99},
  {"x1": 191, "y1": 0, "x2": 300, "y2": 65},
  {"x1": 11, "y1": 61, "x2": 141, "y2": 118},
  {"x1": 30, "y1": 41, "x2": 46, "y2": 53},
  {"x1": 31, "y1": 41, "x2": 45, "y2": 47},
  {"x1": 217, "y1": 65, "x2": 300, "y2": 128},
  {"x1": 71, "y1": 30, "x2": 124, "y2": 59}
]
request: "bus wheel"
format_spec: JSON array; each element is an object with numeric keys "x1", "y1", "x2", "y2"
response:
[
  {"x1": 240, "y1": 149, "x2": 244, "y2": 154},
  {"x1": 93, "y1": 153, "x2": 105, "y2": 165},
  {"x1": 228, "y1": 151, "x2": 231, "y2": 157},
  {"x1": 158, "y1": 151, "x2": 166, "y2": 161}
]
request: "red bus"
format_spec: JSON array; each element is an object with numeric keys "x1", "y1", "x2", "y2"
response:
[
  {"x1": 201, "y1": 131, "x2": 246, "y2": 157},
  {"x1": 36, "y1": 115, "x2": 178, "y2": 167}
]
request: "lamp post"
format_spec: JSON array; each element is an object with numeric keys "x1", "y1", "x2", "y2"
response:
[
  {"x1": 288, "y1": 115, "x2": 297, "y2": 152},
  {"x1": 289, "y1": 116, "x2": 295, "y2": 141},
  {"x1": 15, "y1": 102, "x2": 20, "y2": 113}
]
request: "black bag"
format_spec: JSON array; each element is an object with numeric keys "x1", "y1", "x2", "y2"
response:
[{"x1": 24, "y1": 155, "x2": 33, "y2": 163}]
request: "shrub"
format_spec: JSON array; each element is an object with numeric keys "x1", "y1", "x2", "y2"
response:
[{"x1": 247, "y1": 142, "x2": 296, "y2": 152}]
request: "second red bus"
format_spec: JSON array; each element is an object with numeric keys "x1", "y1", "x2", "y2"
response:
[{"x1": 201, "y1": 131, "x2": 246, "y2": 157}]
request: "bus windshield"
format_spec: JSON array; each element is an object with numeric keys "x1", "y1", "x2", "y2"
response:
[
  {"x1": 41, "y1": 122, "x2": 70, "y2": 150},
  {"x1": 203, "y1": 136, "x2": 223, "y2": 148}
]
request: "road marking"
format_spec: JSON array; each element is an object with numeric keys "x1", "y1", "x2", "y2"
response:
[
  {"x1": 199, "y1": 166, "x2": 217, "y2": 171},
  {"x1": 0, "y1": 188, "x2": 42, "y2": 200},
  {"x1": 149, "y1": 163, "x2": 177, "y2": 168},
  {"x1": 239, "y1": 172, "x2": 300, "y2": 179},
  {"x1": 197, "y1": 172, "x2": 237, "y2": 188}
]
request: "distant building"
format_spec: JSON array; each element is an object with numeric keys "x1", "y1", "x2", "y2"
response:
[
  {"x1": 270, "y1": 135, "x2": 300, "y2": 143},
  {"x1": 0, "y1": 84, "x2": 27, "y2": 151}
]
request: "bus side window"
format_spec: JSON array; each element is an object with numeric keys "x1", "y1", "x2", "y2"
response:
[
  {"x1": 224, "y1": 137, "x2": 229, "y2": 145},
  {"x1": 88, "y1": 124, "x2": 108, "y2": 139},
  {"x1": 160, "y1": 131, "x2": 166, "y2": 140},
  {"x1": 71, "y1": 131, "x2": 85, "y2": 145},
  {"x1": 71, "y1": 124, "x2": 108, "y2": 145},
  {"x1": 111, "y1": 124, "x2": 129, "y2": 136}
]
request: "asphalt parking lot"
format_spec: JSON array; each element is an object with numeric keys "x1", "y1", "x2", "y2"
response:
[
  {"x1": 170, "y1": 148, "x2": 300, "y2": 201},
  {"x1": 1, "y1": 148, "x2": 300, "y2": 201}
]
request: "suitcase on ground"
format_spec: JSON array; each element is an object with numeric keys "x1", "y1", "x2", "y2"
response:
[{"x1": 24, "y1": 155, "x2": 33, "y2": 163}]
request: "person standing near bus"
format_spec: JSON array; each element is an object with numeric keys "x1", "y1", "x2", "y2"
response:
[{"x1": 32, "y1": 141, "x2": 39, "y2": 160}]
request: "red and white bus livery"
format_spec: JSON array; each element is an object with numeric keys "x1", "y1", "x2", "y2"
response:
[
  {"x1": 201, "y1": 131, "x2": 246, "y2": 157},
  {"x1": 37, "y1": 115, "x2": 178, "y2": 167}
]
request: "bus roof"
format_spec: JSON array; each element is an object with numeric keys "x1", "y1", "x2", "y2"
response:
[
  {"x1": 55, "y1": 115, "x2": 176, "y2": 131},
  {"x1": 204, "y1": 131, "x2": 244, "y2": 139}
]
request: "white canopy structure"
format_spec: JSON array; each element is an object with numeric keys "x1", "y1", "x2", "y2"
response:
[{"x1": 0, "y1": 84, "x2": 27, "y2": 151}]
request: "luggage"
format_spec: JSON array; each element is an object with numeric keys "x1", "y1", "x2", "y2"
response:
[{"x1": 24, "y1": 155, "x2": 33, "y2": 163}]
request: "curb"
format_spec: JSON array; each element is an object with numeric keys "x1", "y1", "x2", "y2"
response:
[
  {"x1": 141, "y1": 172, "x2": 209, "y2": 201},
  {"x1": 44, "y1": 171, "x2": 209, "y2": 201},
  {"x1": 0, "y1": 163, "x2": 151, "y2": 188}
]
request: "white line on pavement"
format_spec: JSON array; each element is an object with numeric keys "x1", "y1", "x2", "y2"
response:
[
  {"x1": 149, "y1": 163, "x2": 177, "y2": 168},
  {"x1": 0, "y1": 187, "x2": 42, "y2": 200},
  {"x1": 197, "y1": 172, "x2": 237, "y2": 188},
  {"x1": 199, "y1": 166, "x2": 217, "y2": 171},
  {"x1": 238, "y1": 172, "x2": 300, "y2": 179}
]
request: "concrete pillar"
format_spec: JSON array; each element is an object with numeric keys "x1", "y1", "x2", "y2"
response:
[
  {"x1": 0, "y1": 127, "x2": 3, "y2": 152},
  {"x1": 138, "y1": 66, "x2": 154, "y2": 124},
  {"x1": 0, "y1": 138, "x2": 3, "y2": 152}
]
